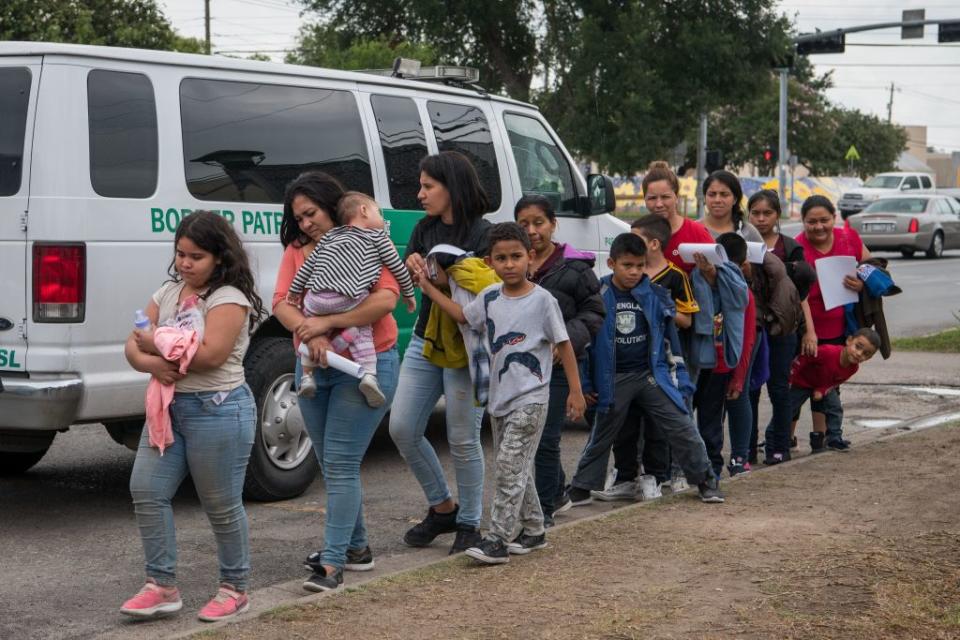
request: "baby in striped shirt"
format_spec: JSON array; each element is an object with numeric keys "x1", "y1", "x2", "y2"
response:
[{"x1": 286, "y1": 192, "x2": 416, "y2": 407}]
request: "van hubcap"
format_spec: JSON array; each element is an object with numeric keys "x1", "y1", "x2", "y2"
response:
[
  {"x1": 260, "y1": 373, "x2": 313, "y2": 470},
  {"x1": 933, "y1": 234, "x2": 943, "y2": 256}
]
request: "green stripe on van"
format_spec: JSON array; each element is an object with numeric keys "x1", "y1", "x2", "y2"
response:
[{"x1": 384, "y1": 208, "x2": 426, "y2": 357}]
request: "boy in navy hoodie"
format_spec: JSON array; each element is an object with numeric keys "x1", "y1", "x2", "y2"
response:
[{"x1": 564, "y1": 233, "x2": 723, "y2": 505}]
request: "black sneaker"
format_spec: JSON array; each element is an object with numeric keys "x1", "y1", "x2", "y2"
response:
[
  {"x1": 698, "y1": 475, "x2": 725, "y2": 503},
  {"x1": 403, "y1": 505, "x2": 459, "y2": 547},
  {"x1": 507, "y1": 532, "x2": 547, "y2": 555},
  {"x1": 552, "y1": 492, "x2": 573, "y2": 516},
  {"x1": 827, "y1": 439, "x2": 851, "y2": 452},
  {"x1": 449, "y1": 525, "x2": 482, "y2": 555},
  {"x1": 764, "y1": 451, "x2": 791, "y2": 466},
  {"x1": 567, "y1": 486, "x2": 593, "y2": 507},
  {"x1": 465, "y1": 537, "x2": 510, "y2": 564},
  {"x1": 344, "y1": 546, "x2": 374, "y2": 571},
  {"x1": 303, "y1": 566, "x2": 343, "y2": 592}
]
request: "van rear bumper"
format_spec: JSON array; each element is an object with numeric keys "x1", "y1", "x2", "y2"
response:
[{"x1": 0, "y1": 374, "x2": 82, "y2": 430}]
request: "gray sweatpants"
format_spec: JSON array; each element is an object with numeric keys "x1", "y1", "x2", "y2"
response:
[{"x1": 489, "y1": 403, "x2": 548, "y2": 543}]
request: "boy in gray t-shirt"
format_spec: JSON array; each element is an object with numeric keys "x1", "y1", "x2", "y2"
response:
[{"x1": 418, "y1": 222, "x2": 585, "y2": 564}]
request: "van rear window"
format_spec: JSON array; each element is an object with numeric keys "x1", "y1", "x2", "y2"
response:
[
  {"x1": 180, "y1": 79, "x2": 373, "y2": 203},
  {"x1": 427, "y1": 101, "x2": 502, "y2": 210},
  {"x1": 0, "y1": 67, "x2": 31, "y2": 197},
  {"x1": 88, "y1": 70, "x2": 159, "y2": 198},
  {"x1": 371, "y1": 95, "x2": 427, "y2": 210}
]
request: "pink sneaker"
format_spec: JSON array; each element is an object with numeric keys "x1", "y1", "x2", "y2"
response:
[
  {"x1": 120, "y1": 579, "x2": 183, "y2": 618},
  {"x1": 197, "y1": 585, "x2": 249, "y2": 622}
]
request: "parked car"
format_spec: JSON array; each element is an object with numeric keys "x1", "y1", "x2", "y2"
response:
[
  {"x1": 838, "y1": 172, "x2": 936, "y2": 219},
  {"x1": 0, "y1": 42, "x2": 625, "y2": 497},
  {"x1": 846, "y1": 194, "x2": 960, "y2": 259}
]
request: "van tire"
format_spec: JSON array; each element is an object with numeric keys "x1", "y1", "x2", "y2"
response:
[
  {"x1": 0, "y1": 449, "x2": 50, "y2": 476},
  {"x1": 243, "y1": 337, "x2": 319, "y2": 502}
]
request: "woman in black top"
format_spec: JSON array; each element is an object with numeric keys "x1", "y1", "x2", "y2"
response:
[
  {"x1": 515, "y1": 195, "x2": 604, "y2": 523},
  {"x1": 389, "y1": 151, "x2": 492, "y2": 554},
  {"x1": 747, "y1": 190, "x2": 815, "y2": 464}
]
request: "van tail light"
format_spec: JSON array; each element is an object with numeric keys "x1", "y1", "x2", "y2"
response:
[
  {"x1": 908, "y1": 218, "x2": 919, "y2": 233},
  {"x1": 33, "y1": 244, "x2": 86, "y2": 322}
]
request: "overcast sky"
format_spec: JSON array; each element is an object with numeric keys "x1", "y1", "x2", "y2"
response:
[{"x1": 159, "y1": 0, "x2": 960, "y2": 152}]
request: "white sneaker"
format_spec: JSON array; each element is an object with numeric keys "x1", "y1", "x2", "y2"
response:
[
  {"x1": 637, "y1": 474, "x2": 662, "y2": 501},
  {"x1": 358, "y1": 373, "x2": 386, "y2": 408},
  {"x1": 670, "y1": 474, "x2": 690, "y2": 493},
  {"x1": 591, "y1": 481, "x2": 637, "y2": 501},
  {"x1": 298, "y1": 374, "x2": 316, "y2": 398}
]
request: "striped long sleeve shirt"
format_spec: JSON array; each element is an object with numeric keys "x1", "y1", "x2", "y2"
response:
[{"x1": 288, "y1": 226, "x2": 415, "y2": 300}]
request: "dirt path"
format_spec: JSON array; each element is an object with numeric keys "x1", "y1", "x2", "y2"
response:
[{"x1": 200, "y1": 424, "x2": 960, "y2": 640}]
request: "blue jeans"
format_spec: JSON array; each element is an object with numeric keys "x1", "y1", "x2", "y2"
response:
[
  {"x1": 755, "y1": 332, "x2": 799, "y2": 455},
  {"x1": 534, "y1": 369, "x2": 569, "y2": 517},
  {"x1": 129, "y1": 385, "x2": 256, "y2": 591},
  {"x1": 388, "y1": 334, "x2": 484, "y2": 528},
  {"x1": 298, "y1": 348, "x2": 399, "y2": 569}
]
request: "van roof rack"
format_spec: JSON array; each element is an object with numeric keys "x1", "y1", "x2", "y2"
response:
[{"x1": 358, "y1": 57, "x2": 486, "y2": 93}]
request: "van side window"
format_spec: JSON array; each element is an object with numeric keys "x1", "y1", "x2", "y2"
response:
[
  {"x1": 0, "y1": 67, "x2": 31, "y2": 197},
  {"x1": 180, "y1": 79, "x2": 373, "y2": 203},
  {"x1": 371, "y1": 95, "x2": 427, "y2": 210},
  {"x1": 88, "y1": 70, "x2": 158, "y2": 198},
  {"x1": 503, "y1": 113, "x2": 578, "y2": 214},
  {"x1": 903, "y1": 176, "x2": 920, "y2": 190},
  {"x1": 920, "y1": 175, "x2": 932, "y2": 189},
  {"x1": 426, "y1": 101, "x2": 501, "y2": 210}
]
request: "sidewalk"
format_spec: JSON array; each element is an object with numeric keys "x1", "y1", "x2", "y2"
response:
[
  {"x1": 852, "y1": 350, "x2": 960, "y2": 386},
  {"x1": 190, "y1": 421, "x2": 960, "y2": 640}
]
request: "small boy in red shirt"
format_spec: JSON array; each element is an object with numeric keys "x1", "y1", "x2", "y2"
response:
[{"x1": 789, "y1": 327, "x2": 880, "y2": 454}]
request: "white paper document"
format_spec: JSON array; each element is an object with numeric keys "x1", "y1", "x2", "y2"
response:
[
  {"x1": 427, "y1": 244, "x2": 466, "y2": 258},
  {"x1": 298, "y1": 343, "x2": 365, "y2": 379},
  {"x1": 815, "y1": 255, "x2": 859, "y2": 310},
  {"x1": 746, "y1": 242, "x2": 767, "y2": 264},
  {"x1": 677, "y1": 243, "x2": 728, "y2": 266}
]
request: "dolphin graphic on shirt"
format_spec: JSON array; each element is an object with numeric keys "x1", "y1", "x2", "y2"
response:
[
  {"x1": 498, "y1": 351, "x2": 543, "y2": 382},
  {"x1": 489, "y1": 326, "x2": 526, "y2": 354}
]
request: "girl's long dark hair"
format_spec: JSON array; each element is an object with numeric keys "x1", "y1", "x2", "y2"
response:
[
  {"x1": 280, "y1": 171, "x2": 346, "y2": 248},
  {"x1": 703, "y1": 170, "x2": 745, "y2": 229},
  {"x1": 419, "y1": 151, "x2": 490, "y2": 246},
  {"x1": 169, "y1": 211, "x2": 265, "y2": 331}
]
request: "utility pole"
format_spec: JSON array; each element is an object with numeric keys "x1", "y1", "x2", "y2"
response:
[
  {"x1": 204, "y1": 0, "x2": 211, "y2": 55},
  {"x1": 887, "y1": 82, "x2": 895, "y2": 123},
  {"x1": 696, "y1": 113, "x2": 707, "y2": 219},
  {"x1": 777, "y1": 67, "x2": 788, "y2": 212}
]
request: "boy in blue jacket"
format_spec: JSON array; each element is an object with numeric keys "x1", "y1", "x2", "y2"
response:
[{"x1": 562, "y1": 233, "x2": 724, "y2": 505}]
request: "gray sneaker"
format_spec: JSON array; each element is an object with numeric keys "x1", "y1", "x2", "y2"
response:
[
  {"x1": 358, "y1": 374, "x2": 386, "y2": 408},
  {"x1": 591, "y1": 480, "x2": 637, "y2": 501},
  {"x1": 698, "y1": 475, "x2": 725, "y2": 503}
]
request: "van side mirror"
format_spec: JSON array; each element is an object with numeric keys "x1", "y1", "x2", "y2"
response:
[
  {"x1": 579, "y1": 174, "x2": 615, "y2": 215},
  {"x1": 901, "y1": 182, "x2": 913, "y2": 191}
]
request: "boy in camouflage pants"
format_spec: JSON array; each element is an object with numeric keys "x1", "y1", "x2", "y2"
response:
[{"x1": 417, "y1": 223, "x2": 586, "y2": 563}]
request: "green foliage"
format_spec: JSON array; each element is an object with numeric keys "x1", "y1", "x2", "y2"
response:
[
  {"x1": 705, "y1": 67, "x2": 907, "y2": 178},
  {"x1": 286, "y1": 24, "x2": 437, "y2": 70},
  {"x1": 294, "y1": 0, "x2": 538, "y2": 99},
  {"x1": 539, "y1": 1, "x2": 793, "y2": 173},
  {"x1": 892, "y1": 327, "x2": 960, "y2": 353},
  {"x1": 1, "y1": 0, "x2": 203, "y2": 52}
]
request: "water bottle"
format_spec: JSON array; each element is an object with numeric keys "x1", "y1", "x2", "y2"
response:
[
  {"x1": 330, "y1": 327, "x2": 358, "y2": 352},
  {"x1": 134, "y1": 309, "x2": 151, "y2": 330}
]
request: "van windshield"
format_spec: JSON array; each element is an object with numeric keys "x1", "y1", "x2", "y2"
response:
[
  {"x1": 0, "y1": 67, "x2": 31, "y2": 197},
  {"x1": 864, "y1": 176, "x2": 903, "y2": 189}
]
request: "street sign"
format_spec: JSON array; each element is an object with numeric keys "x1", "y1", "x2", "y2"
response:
[
  {"x1": 845, "y1": 145, "x2": 861, "y2": 161},
  {"x1": 902, "y1": 9, "x2": 925, "y2": 39}
]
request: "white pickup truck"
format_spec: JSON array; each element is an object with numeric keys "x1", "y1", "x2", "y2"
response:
[{"x1": 838, "y1": 172, "x2": 936, "y2": 219}]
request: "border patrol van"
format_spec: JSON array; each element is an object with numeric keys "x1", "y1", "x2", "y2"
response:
[{"x1": 0, "y1": 42, "x2": 627, "y2": 500}]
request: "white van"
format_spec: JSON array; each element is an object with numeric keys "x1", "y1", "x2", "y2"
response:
[{"x1": 0, "y1": 42, "x2": 627, "y2": 499}]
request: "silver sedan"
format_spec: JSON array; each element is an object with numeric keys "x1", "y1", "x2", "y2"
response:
[{"x1": 846, "y1": 194, "x2": 960, "y2": 259}]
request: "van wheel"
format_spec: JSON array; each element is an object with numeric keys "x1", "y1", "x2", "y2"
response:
[
  {"x1": 0, "y1": 449, "x2": 50, "y2": 476},
  {"x1": 243, "y1": 337, "x2": 319, "y2": 501},
  {"x1": 926, "y1": 232, "x2": 944, "y2": 259}
]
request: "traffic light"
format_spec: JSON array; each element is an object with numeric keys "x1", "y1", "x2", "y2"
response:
[
  {"x1": 796, "y1": 32, "x2": 845, "y2": 55},
  {"x1": 705, "y1": 150, "x2": 724, "y2": 173},
  {"x1": 939, "y1": 20, "x2": 960, "y2": 43},
  {"x1": 763, "y1": 146, "x2": 773, "y2": 163}
]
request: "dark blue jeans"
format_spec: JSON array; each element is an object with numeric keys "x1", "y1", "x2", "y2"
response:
[
  {"x1": 534, "y1": 369, "x2": 569, "y2": 516},
  {"x1": 751, "y1": 332, "x2": 799, "y2": 456}
]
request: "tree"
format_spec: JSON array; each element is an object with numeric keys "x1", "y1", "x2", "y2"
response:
[
  {"x1": 704, "y1": 64, "x2": 906, "y2": 177},
  {"x1": 294, "y1": 0, "x2": 539, "y2": 99},
  {"x1": 0, "y1": 0, "x2": 204, "y2": 53},
  {"x1": 539, "y1": 1, "x2": 793, "y2": 173},
  {"x1": 286, "y1": 24, "x2": 437, "y2": 70}
]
